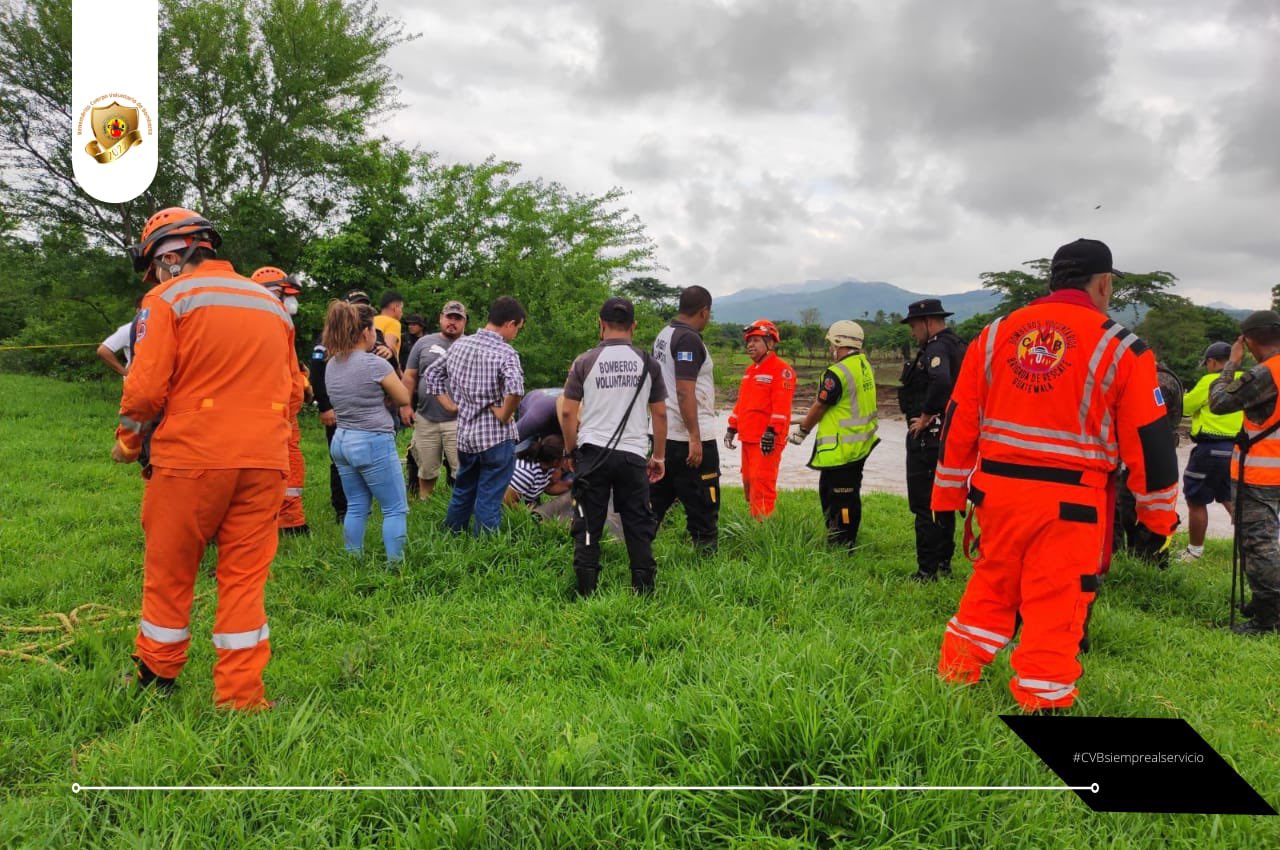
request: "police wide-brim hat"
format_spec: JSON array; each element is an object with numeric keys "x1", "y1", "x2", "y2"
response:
[
  {"x1": 1202, "y1": 341, "x2": 1232, "y2": 364},
  {"x1": 900, "y1": 298, "x2": 953, "y2": 323}
]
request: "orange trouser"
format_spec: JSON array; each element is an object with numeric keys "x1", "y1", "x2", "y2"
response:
[
  {"x1": 741, "y1": 441, "x2": 783, "y2": 519},
  {"x1": 938, "y1": 471, "x2": 1104, "y2": 711},
  {"x1": 135, "y1": 466, "x2": 284, "y2": 709},
  {"x1": 278, "y1": 419, "x2": 307, "y2": 529}
]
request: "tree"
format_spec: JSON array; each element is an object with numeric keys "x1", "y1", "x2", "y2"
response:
[
  {"x1": 618, "y1": 277, "x2": 681, "y2": 320},
  {"x1": 1111, "y1": 270, "x2": 1178, "y2": 326},
  {"x1": 798, "y1": 307, "x2": 821, "y2": 327},
  {"x1": 0, "y1": 0, "x2": 409, "y2": 257},
  {"x1": 1137, "y1": 298, "x2": 1242, "y2": 386},
  {"x1": 978, "y1": 259, "x2": 1179, "y2": 326},
  {"x1": 1271, "y1": 283, "x2": 1280, "y2": 313},
  {"x1": 978, "y1": 259, "x2": 1052, "y2": 313},
  {"x1": 303, "y1": 150, "x2": 655, "y2": 385}
]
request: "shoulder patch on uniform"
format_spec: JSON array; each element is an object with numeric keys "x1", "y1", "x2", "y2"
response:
[
  {"x1": 675, "y1": 350, "x2": 694, "y2": 362},
  {"x1": 136, "y1": 308, "x2": 150, "y2": 321},
  {"x1": 930, "y1": 356, "x2": 941, "y2": 368},
  {"x1": 782, "y1": 368, "x2": 793, "y2": 379},
  {"x1": 1153, "y1": 387, "x2": 1165, "y2": 407},
  {"x1": 1129, "y1": 338, "x2": 1149, "y2": 356}
]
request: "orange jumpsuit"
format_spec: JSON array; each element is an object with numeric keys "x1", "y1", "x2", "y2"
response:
[
  {"x1": 729, "y1": 351, "x2": 796, "y2": 518},
  {"x1": 278, "y1": 361, "x2": 309, "y2": 531},
  {"x1": 931, "y1": 288, "x2": 1178, "y2": 711},
  {"x1": 116, "y1": 259, "x2": 295, "y2": 710}
]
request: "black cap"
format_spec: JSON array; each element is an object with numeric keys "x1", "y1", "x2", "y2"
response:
[
  {"x1": 900, "y1": 298, "x2": 953, "y2": 323},
  {"x1": 1051, "y1": 238, "x2": 1118, "y2": 284},
  {"x1": 1202, "y1": 341, "x2": 1232, "y2": 364},
  {"x1": 1241, "y1": 310, "x2": 1280, "y2": 335},
  {"x1": 599, "y1": 296, "x2": 635, "y2": 324},
  {"x1": 344, "y1": 289, "x2": 371, "y2": 305},
  {"x1": 405, "y1": 313, "x2": 426, "y2": 328}
]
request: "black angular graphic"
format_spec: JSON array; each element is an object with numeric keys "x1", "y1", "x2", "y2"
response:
[{"x1": 1001, "y1": 715, "x2": 1275, "y2": 815}]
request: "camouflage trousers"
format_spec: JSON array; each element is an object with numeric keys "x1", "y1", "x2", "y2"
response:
[{"x1": 1232, "y1": 483, "x2": 1280, "y2": 619}]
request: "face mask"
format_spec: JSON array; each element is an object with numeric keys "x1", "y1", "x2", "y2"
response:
[{"x1": 283, "y1": 295, "x2": 299, "y2": 315}]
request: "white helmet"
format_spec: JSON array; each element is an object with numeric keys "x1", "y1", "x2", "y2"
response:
[{"x1": 826, "y1": 320, "x2": 864, "y2": 351}]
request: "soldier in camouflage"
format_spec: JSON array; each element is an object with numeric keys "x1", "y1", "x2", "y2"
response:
[{"x1": 1209, "y1": 310, "x2": 1280, "y2": 635}]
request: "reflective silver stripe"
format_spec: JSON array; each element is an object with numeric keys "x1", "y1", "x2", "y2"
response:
[
  {"x1": 1133, "y1": 488, "x2": 1178, "y2": 505},
  {"x1": 1184, "y1": 471, "x2": 1207, "y2": 479},
  {"x1": 831, "y1": 360, "x2": 855, "y2": 388},
  {"x1": 980, "y1": 430, "x2": 1115, "y2": 462},
  {"x1": 983, "y1": 317, "x2": 1003, "y2": 387},
  {"x1": 171, "y1": 291, "x2": 292, "y2": 323},
  {"x1": 945, "y1": 625, "x2": 1002, "y2": 656},
  {"x1": 837, "y1": 431, "x2": 877, "y2": 444},
  {"x1": 140, "y1": 619, "x2": 190, "y2": 644},
  {"x1": 815, "y1": 436, "x2": 837, "y2": 447},
  {"x1": 838, "y1": 413, "x2": 877, "y2": 427},
  {"x1": 211, "y1": 623, "x2": 270, "y2": 651},
  {"x1": 160, "y1": 275, "x2": 269, "y2": 304},
  {"x1": 950, "y1": 617, "x2": 1011, "y2": 646},
  {"x1": 981, "y1": 417, "x2": 1109, "y2": 450},
  {"x1": 285, "y1": 487, "x2": 304, "y2": 497},
  {"x1": 936, "y1": 464, "x2": 970, "y2": 478},
  {"x1": 1078, "y1": 323, "x2": 1126, "y2": 424},
  {"x1": 1016, "y1": 677, "x2": 1075, "y2": 700},
  {"x1": 935, "y1": 478, "x2": 967, "y2": 489},
  {"x1": 1096, "y1": 331, "x2": 1142, "y2": 401},
  {"x1": 118, "y1": 414, "x2": 155, "y2": 434},
  {"x1": 1236, "y1": 454, "x2": 1280, "y2": 468}
]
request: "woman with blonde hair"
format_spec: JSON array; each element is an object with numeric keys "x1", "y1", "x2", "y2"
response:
[{"x1": 322, "y1": 300, "x2": 413, "y2": 562}]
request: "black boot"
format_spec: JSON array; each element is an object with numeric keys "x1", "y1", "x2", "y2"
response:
[
  {"x1": 631, "y1": 568, "x2": 656, "y2": 596},
  {"x1": 909, "y1": 568, "x2": 939, "y2": 583},
  {"x1": 1240, "y1": 597, "x2": 1257, "y2": 618},
  {"x1": 129, "y1": 656, "x2": 176, "y2": 694},
  {"x1": 1231, "y1": 618, "x2": 1280, "y2": 635},
  {"x1": 575, "y1": 568, "x2": 599, "y2": 598}
]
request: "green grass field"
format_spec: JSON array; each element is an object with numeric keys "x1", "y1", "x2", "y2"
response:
[{"x1": 1, "y1": 372, "x2": 1275, "y2": 848}]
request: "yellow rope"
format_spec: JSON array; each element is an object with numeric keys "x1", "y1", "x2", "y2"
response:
[
  {"x1": 0, "y1": 603, "x2": 133, "y2": 673},
  {"x1": 0, "y1": 342, "x2": 102, "y2": 351}
]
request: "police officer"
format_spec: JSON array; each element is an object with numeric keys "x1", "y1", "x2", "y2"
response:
[{"x1": 898, "y1": 298, "x2": 967, "y2": 581}]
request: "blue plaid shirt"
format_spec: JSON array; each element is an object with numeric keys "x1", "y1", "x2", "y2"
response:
[{"x1": 424, "y1": 328, "x2": 525, "y2": 453}]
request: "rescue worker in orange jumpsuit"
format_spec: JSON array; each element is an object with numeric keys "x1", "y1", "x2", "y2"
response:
[
  {"x1": 932, "y1": 239, "x2": 1179, "y2": 712},
  {"x1": 725, "y1": 320, "x2": 796, "y2": 519},
  {"x1": 112, "y1": 208, "x2": 296, "y2": 711},
  {"x1": 251, "y1": 266, "x2": 311, "y2": 536}
]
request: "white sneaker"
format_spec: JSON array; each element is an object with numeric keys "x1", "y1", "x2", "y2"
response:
[{"x1": 1176, "y1": 547, "x2": 1203, "y2": 562}]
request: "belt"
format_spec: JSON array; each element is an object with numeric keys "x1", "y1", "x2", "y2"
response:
[{"x1": 979, "y1": 459, "x2": 1108, "y2": 488}]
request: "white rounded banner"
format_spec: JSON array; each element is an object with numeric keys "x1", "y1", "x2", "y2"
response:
[{"x1": 71, "y1": 0, "x2": 158, "y2": 203}]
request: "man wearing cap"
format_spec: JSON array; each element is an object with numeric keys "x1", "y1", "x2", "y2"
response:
[
  {"x1": 424, "y1": 296, "x2": 526, "y2": 534},
  {"x1": 789, "y1": 320, "x2": 879, "y2": 547},
  {"x1": 932, "y1": 238, "x2": 1179, "y2": 711},
  {"x1": 311, "y1": 290, "x2": 396, "y2": 522},
  {"x1": 898, "y1": 298, "x2": 968, "y2": 581},
  {"x1": 1208, "y1": 312, "x2": 1280, "y2": 634},
  {"x1": 400, "y1": 314, "x2": 426, "y2": 372},
  {"x1": 560, "y1": 296, "x2": 667, "y2": 596},
  {"x1": 650, "y1": 285, "x2": 721, "y2": 553},
  {"x1": 1176, "y1": 343, "x2": 1243, "y2": 562},
  {"x1": 403, "y1": 301, "x2": 468, "y2": 501}
]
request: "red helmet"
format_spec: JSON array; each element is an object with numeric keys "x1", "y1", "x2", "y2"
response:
[
  {"x1": 743, "y1": 319, "x2": 780, "y2": 343},
  {"x1": 127, "y1": 207, "x2": 221, "y2": 281},
  {"x1": 251, "y1": 266, "x2": 301, "y2": 296}
]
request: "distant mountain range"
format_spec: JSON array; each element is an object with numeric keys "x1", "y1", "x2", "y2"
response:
[{"x1": 713, "y1": 278, "x2": 1252, "y2": 326}]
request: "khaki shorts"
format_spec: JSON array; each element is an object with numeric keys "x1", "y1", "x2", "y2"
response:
[{"x1": 410, "y1": 418, "x2": 458, "y2": 480}]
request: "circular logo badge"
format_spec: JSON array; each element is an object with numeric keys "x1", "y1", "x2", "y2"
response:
[
  {"x1": 1016, "y1": 326, "x2": 1067, "y2": 374},
  {"x1": 105, "y1": 116, "x2": 128, "y2": 139}
]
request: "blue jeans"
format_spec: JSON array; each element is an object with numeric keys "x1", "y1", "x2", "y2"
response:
[
  {"x1": 330, "y1": 428, "x2": 408, "y2": 560},
  {"x1": 446, "y1": 440, "x2": 516, "y2": 534}
]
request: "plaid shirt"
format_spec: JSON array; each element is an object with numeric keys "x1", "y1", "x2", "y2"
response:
[{"x1": 424, "y1": 328, "x2": 525, "y2": 453}]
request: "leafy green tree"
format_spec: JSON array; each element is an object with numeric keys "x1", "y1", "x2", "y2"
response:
[
  {"x1": 618, "y1": 277, "x2": 681, "y2": 321},
  {"x1": 1138, "y1": 299, "x2": 1243, "y2": 386},
  {"x1": 978, "y1": 259, "x2": 1052, "y2": 313},
  {"x1": 0, "y1": 0, "x2": 408, "y2": 256},
  {"x1": 303, "y1": 151, "x2": 655, "y2": 385}
]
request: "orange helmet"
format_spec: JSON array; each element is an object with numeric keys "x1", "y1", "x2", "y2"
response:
[
  {"x1": 743, "y1": 319, "x2": 780, "y2": 343},
  {"x1": 127, "y1": 207, "x2": 221, "y2": 280},
  {"x1": 251, "y1": 266, "x2": 301, "y2": 295}
]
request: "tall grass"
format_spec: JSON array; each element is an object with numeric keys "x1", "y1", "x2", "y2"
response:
[{"x1": 0, "y1": 373, "x2": 1274, "y2": 848}]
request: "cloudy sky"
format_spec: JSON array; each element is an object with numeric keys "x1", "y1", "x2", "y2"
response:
[{"x1": 377, "y1": 0, "x2": 1280, "y2": 306}]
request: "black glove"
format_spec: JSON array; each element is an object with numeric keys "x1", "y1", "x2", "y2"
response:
[
  {"x1": 760, "y1": 428, "x2": 776, "y2": 456},
  {"x1": 1129, "y1": 522, "x2": 1172, "y2": 565}
]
